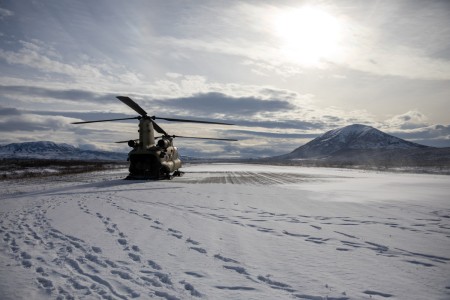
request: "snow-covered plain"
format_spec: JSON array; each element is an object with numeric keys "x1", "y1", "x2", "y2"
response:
[{"x1": 1, "y1": 164, "x2": 449, "y2": 300}]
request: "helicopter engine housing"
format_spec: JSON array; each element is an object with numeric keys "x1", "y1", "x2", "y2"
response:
[{"x1": 157, "y1": 138, "x2": 171, "y2": 149}]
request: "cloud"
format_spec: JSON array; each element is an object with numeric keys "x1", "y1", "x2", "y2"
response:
[
  {"x1": 0, "y1": 106, "x2": 21, "y2": 116},
  {"x1": 153, "y1": 92, "x2": 294, "y2": 116},
  {"x1": 0, "y1": 113, "x2": 72, "y2": 132},
  {"x1": 0, "y1": 40, "x2": 144, "y2": 87},
  {"x1": 0, "y1": 7, "x2": 13, "y2": 19},
  {"x1": 148, "y1": 2, "x2": 450, "y2": 80},
  {"x1": 28, "y1": 110, "x2": 135, "y2": 121},
  {"x1": 233, "y1": 119, "x2": 325, "y2": 130},
  {"x1": 383, "y1": 110, "x2": 429, "y2": 130},
  {"x1": 388, "y1": 124, "x2": 450, "y2": 148},
  {"x1": 380, "y1": 110, "x2": 450, "y2": 147},
  {"x1": 228, "y1": 129, "x2": 318, "y2": 140},
  {"x1": 0, "y1": 85, "x2": 115, "y2": 102}
]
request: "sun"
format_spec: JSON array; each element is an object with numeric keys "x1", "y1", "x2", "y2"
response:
[{"x1": 273, "y1": 6, "x2": 342, "y2": 66}]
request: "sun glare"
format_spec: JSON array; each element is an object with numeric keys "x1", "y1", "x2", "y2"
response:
[{"x1": 274, "y1": 6, "x2": 342, "y2": 66}]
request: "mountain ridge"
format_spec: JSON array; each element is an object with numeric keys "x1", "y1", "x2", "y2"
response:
[
  {"x1": 270, "y1": 124, "x2": 450, "y2": 168},
  {"x1": 0, "y1": 141, "x2": 127, "y2": 161},
  {"x1": 276, "y1": 124, "x2": 431, "y2": 160}
]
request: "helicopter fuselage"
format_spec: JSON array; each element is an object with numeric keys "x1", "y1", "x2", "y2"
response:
[
  {"x1": 126, "y1": 117, "x2": 182, "y2": 179},
  {"x1": 127, "y1": 140, "x2": 182, "y2": 180}
]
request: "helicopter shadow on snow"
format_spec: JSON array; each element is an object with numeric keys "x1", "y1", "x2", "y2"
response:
[{"x1": 46, "y1": 178, "x2": 185, "y2": 197}]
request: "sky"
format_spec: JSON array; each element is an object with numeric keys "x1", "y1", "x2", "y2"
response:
[{"x1": 0, "y1": 0, "x2": 449, "y2": 158}]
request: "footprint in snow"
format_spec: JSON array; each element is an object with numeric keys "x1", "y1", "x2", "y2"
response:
[
  {"x1": 92, "y1": 246, "x2": 102, "y2": 253},
  {"x1": 190, "y1": 247, "x2": 207, "y2": 254},
  {"x1": 214, "y1": 254, "x2": 239, "y2": 264},
  {"x1": 117, "y1": 238, "x2": 127, "y2": 246},
  {"x1": 185, "y1": 271, "x2": 204, "y2": 278},
  {"x1": 128, "y1": 252, "x2": 141, "y2": 262},
  {"x1": 215, "y1": 286, "x2": 256, "y2": 291},
  {"x1": 36, "y1": 277, "x2": 54, "y2": 292},
  {"x1": 257, "y1": 275, "x2": 295, "y2": 292},
  {"x1": 148, "y1": 259, "x2": 162, "y2": 270},
  {"x1": 363, "y1": 290, "x2": 393, "y2": 298},
  {"x1": 179, "y1": 280, "x2": 202, "y2": 297},
  {"x1": 223, "y1": 265, "x2": 249, "y2": 275},
  {"x1": 186, "y1": 238, "x2": 200, "y2": 245}
]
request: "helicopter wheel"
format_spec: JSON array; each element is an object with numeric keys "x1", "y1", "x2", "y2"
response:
[
  {"x1": 173, "y1": 170, "x2": 184, "y2": 177},
  {"x1": 160, "y1": 168, "x2": 172, "y2": 180}
]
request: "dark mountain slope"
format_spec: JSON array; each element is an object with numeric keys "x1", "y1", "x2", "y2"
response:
[
  {"x1": 0, "y1": 141, "x2": 126, "y2": 161},
  {"x1": 272, "y1": 124, "x2": 450, "y2": 168}
]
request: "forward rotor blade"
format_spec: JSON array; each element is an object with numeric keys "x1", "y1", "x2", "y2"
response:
[
  {"x1": 72, "y1": 117, "x2": 139, "y2": 124},
  {"x1": 169, "y1": 135, "x2": 238, "y2": 141},
  {"x1": 117, "y1": 96, "x2": 148, "y2": 116},
  {"x1": 151, "y1": 120, "x2": 168, "y2": 136},
  {"x1": 153, "y1": 116, "x2": 234, "y2": 126}
]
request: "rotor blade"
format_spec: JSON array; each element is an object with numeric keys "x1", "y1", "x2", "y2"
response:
[
  {"x1": 152, "y1": 116, "x2": 234, "y2": 125},
  {"x1": 72, "y1": 117, "x2": 139, "y2": 124},
  {"x1": 169, "y1": 135, "x2": 238, "y2": 141},
  {"x1": 151, "y1": 120, "x2": 168, "y2": 136},
  {"x1": 117, "y1": 96, "x2": 148, "y2": 116},
  {"x1": 115, "y1": 140, "x2": 138, "y2": 143}
]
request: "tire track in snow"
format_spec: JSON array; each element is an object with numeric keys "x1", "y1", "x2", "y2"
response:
[{"x1": 178, "y1": 171, "x2": 318, "y2": 185}]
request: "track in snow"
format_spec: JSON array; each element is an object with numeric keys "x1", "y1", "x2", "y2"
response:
[{"x1": 177, "y1": 171, "x2": 326, "y2": 185}]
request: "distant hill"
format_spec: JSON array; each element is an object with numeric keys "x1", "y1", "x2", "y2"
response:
[
  {"x1": 0, "y1": 141, "x2": 127, "y2": 161},
  {"x1": 272, "y1": 124, "x2": 450, "y2": 167}
]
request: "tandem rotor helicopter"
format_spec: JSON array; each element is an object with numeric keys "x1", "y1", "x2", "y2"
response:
[{"x1": 73, "y1": 96, "x2": 237, "y2": 180}]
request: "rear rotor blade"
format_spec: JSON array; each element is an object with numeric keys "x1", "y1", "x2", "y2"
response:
[
  {"x1": 152, "y1": 116, "x2": 234, "y2": 125},
  {"x1": 115, "y1": 139, "x2": 138, "y2": 143},
  {"x1": 117, "y1": 96, "x2": 148, "y2": 116},
  {"x1": 169, "y1": 135, "x2": 238, "y2": 141},
  {"x1": 72, "y1": 117, "x2": 139, "y2": 124}
]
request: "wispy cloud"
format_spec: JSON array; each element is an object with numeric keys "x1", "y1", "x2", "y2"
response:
[
  {"x1": 153, "y1": 92, "x2": 294, "y2": 117},
  {"x1": 0, "y1": 7, "x2": 13, "y2": 19},
  {"x1": 380, "y1": 110, "x2": 450, "y2": 147},
  {"x1": 383, "y1": 110, "x2": 429, "y2": 130},
  {"x1": 0, "y1": 40, "x2": 144, "y2": 88}
]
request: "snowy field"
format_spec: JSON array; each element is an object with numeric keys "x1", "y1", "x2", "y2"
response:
[{"x1": 0, "y1": 163, "x2": 449, "y2": 300}]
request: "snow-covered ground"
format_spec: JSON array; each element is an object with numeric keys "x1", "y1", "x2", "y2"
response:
[{"x1": 1, "y1": 164, "x2": 449, "y2": 300}]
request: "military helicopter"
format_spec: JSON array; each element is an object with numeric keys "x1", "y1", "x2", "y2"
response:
[{"x1": 73, "y1": 96, "x2": 236, "y2": 180}]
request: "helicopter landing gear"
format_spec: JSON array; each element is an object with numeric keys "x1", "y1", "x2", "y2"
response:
[
  {"x1": 173, "y1": 170, "x2": 184, "y2": 177},
  {"x1": 164, "y1": 170, "x2": 184, "y2": 180},
  {"x1": 160, "y1": 167, "x2": 172, "y2": 180}
]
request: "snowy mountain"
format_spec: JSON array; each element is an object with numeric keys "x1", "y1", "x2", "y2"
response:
[
  {"x1": 273, "y1": 124, "x2": 450, "y2": 167},
  {"x1": 0, "y1": 141, "x2": 127, "y2": 161},
  {"x1": 278, "y1": 124, "x2": 429, "y2": 160}
]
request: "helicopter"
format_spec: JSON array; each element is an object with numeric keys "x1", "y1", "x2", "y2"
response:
[{"x1": 72, "y1": 96, "x2": 237, "y2": 180}]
